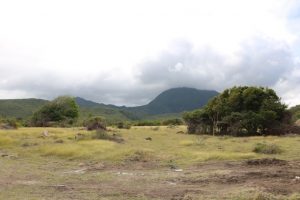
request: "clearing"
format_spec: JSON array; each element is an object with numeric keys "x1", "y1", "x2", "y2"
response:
[{"x1": 0, "y1": 126, "x2": 299, "y2": 199}]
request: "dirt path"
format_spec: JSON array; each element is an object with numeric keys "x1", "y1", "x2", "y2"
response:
[{"x1": 0, "y1": 157, "x2": 299, "y2": 199}]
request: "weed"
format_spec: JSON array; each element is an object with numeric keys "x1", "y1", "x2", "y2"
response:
[
  {"x1": 126, "y1": 150, "x2": 155, "y2": 162},
  {"x1": 253, "y1": 143, "x2": 282, "y2": 154}
]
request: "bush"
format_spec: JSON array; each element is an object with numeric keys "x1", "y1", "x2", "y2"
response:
[
  {"x1": 91, "y1": 129, "x2": 111, "y2": 140},
  {"x1": 126, "y1": 150, "x2": 155, "y2": 162},
  {"x1": 84, "y1": 117, "x2": 106, "y2": 131},
  {"x1": 134, "y1": 120, "x2": 161, "y2": 126},
  {"x1": 116, "y1": 122, "x2": 131, "y2": 129},
  {"x1": 162, "y1": 118, "x2": 184, "y2": 126},
  {"x1": 0, "y1": 118, "x2": 19, "y2": 129},
  {"x1": 183, "y1": 86, "x2": 288, "y2": 136},
  {"x1": 253, "y1": 143, "x2": 282, "y2": 154},
  {"x1": 91, "y1": 129, "x2": 124, "y2": 143},
  {"x1": 31, "y1": 96, "x2": 79, "y2": 127}
]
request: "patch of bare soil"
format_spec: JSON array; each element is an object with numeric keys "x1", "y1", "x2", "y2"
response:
[
  {"x1": 1, "y1": 158, "x2": 300, "y2": 199},
  {"x1": 170, "y1": 159, "x2": 300, "y2": 198},
  {"x1": 245, "y1": 158, "x2": 287, "y2": 166}
]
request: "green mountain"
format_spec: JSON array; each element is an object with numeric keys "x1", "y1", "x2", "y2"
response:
[
  {"x1": 0, "y1": 98, "x2": 48, "y2": 119},
  {"x1": 124, "y1": 88, "x2": 219, "y2": 118},
  {"x1": 0, "y1": 87, "x2": 219, "y2": 121}
]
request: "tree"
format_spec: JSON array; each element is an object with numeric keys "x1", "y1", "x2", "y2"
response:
[
  {"x1": 31, "y1": 96, "x2": 79, "y2": 127},
  {"x1": 184, "y1": 86, "x2": 288, "y2": 136}
]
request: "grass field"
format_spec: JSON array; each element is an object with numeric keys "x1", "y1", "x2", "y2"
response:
[{"x1": 0, "y1": 126, "x2": 300, "y2": 199}]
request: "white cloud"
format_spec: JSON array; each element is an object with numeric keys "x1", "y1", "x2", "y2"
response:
[{"x1": 0, "y1": 0, "x2": 299, "y2": 106}]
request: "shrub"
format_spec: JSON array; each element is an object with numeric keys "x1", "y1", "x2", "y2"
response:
[
  {"x1": 116, "y1": 121, "x2": 131, "y2": 129},
  {"x1": 84, "y1": 116, "x2": 106, "y2": 131},
  {"x1": 0, "y1": 118, "x2": 19, "y2": 129},
  {"x1": 126, "y1": 150, "x2": 155, "y2": 162},
  {"x1": 253, "y1": 143, "x2": 282, "y2": 154},
  {"x1": 91, "y1": 129, "x2": 111, "y2": 140},
  {"x1": 134, "y1": 120, "x2": 161, "y2": 126},
  {"x1": 162, "y1": 118, "x2": 184, "y2": 126},
  {"x1": 91, "y1": 129, "x2": 124, "y2": 143},
  {"x1": 31, "y1": 96, "x2": 79, "y2": 127},
  {"x1": 183, "y1": 86, "x2": 288, "y2": 136}
]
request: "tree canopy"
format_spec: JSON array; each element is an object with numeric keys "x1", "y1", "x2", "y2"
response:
[
  {"x1": 31, "y1": 96, "x2": 79, "y2": 127},
  {"x1": 183, "y1": 86, "x2": 289, "y2": 136}
]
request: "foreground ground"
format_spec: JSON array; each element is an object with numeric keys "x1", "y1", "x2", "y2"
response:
[{"x1": 0, "y1": 126, "x2": 300, "y2": 199}]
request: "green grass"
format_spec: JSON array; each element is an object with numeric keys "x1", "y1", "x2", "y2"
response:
[
  {"x1": 253, "y1": 142, "x2": 283, "y2": 154},
  {"x1": 0, "y1": 126, "x2": 300, "y2": 165}
]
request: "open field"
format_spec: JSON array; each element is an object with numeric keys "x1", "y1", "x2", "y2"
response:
[{"x1": 0, "y1": 126, "x2": 300, "y2": 199}]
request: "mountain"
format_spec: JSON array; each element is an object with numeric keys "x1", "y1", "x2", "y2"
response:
[
  {"x1": 124, "y1": 87, "x2": 219, "y2": 118},
  {"x1": 0, "y1": 87, "x2": 219, "y2": 121},
  {"x1": 0, "y1": 98, "x2": 48, "y2": 118}
]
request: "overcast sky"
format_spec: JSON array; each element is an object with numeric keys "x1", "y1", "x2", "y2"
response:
[{"x1": 0, "y1": 0, "x2": 300, "y2": 106}]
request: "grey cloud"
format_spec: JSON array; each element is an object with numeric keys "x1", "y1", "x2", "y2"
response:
[
  {"x1": 0, "y1": 37, "x2": 299, "y2": 106},
  {"x1": 136, "y1": 37, "x2": 297, "y2": 104}
]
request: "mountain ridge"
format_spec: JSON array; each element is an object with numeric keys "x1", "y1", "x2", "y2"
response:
[{"x1": 0, "y1": 87, "x2": 219, "y2": 121}]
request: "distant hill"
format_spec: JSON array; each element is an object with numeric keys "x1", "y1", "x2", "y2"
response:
[
  {"x1": 0, "y1": 98, "x2": 48, "y2": 119},
  {"x1": 124, "y1": 88, "x2": 219, "y2": 118},
  {"x1": 0, "y1": 87, "x2": 218, "y2": 121}
]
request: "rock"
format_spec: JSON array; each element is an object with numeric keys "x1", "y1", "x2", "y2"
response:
[
  {"x1": 42, "y1": 130, "x2": 49, "y2": 137},
  {"x1": 174, "y1": 169, "x2": 183, "y2": 172}
]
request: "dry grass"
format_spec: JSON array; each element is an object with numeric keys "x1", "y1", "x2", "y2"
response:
[
  {"x1": 0, "y1": 126, "x2": 300, "y2": 164},
  {"x1": 0, "y1": 127, "x2": 299, "y2": 200}
]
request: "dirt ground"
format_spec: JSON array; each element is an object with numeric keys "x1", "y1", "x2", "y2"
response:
[{"x1": 0, "y1": 156, "x2": 299, "y2": 200}]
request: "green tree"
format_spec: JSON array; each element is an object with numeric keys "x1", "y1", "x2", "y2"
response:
[
  {"x1": 31, "y1": 96, "x2": 79, "y2": 127},
  {"x1": 184, "y1": 86, "x2": 288, "y2": 136}
]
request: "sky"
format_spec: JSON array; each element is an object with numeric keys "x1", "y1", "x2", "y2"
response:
[{"x1": 0, "y1": 0, "x2": 300, "y2": 106}]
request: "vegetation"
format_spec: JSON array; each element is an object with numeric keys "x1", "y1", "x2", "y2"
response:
[
  {"x1": 0, "y1": 118, "x2": 19, "y2": 129},
  {"x1": 0, "y1": 88, "x2": 218, "y2": 123},
  {"x1": 31, "y1": 96, "x2": 79, "y2": 127},
  {"x1": 253, "y1": 143, "x2": 283, "y2": 154},
  {"x1": 83, "y1": 116, "x2": 106, "y2": 130},
  {"x1": 289, "y1": 104, "x2": 300, "y2": 122},
  {"x1": 0, "y1": 98, "x2": 47, "y2": 119},
  {"x1": 0, "y1": 126, "x2": 299, "y2": 199},
  {"x1": 162, "y1": 118, "x2": 184, "y2": 125},
  {"x1": 183, "y1": 86, "x2": 289, "y2": 136},
  {"x1": 126, "y1": 87, "x2": 218, "y2": 117},
  {"x1": 116, "y1": 121, "x2": 131, "y2": 129},
  {"x1": 133, "y1": 120, "x2": 161, "y2": 126},
  {"x1": 1, "y1": 126, "x2": 299, "y2": 163}
]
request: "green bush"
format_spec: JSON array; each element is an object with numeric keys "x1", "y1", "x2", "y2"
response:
[
  {"x1": 116, "y1": 121, "x2": 131, "y2": 129},
  {"x1": 253, "y1": 143, "x2": 282, "y2": 154},
  {"x1": 183, "y1": 86, "x2": 288, "y2": 136},
  {"x1": 134, "y1": 120, "x2": 161, "y2": 126},
  {"x1": 162, "y1": 118, "x2": 184, "y2": 126},
  {"x1": 31, "y1": 96, "x2": 79, "y2": 127}
]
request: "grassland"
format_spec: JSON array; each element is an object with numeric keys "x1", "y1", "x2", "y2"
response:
[{"x1": 0, "y1": 126, "x2": 300, "y2": 199}]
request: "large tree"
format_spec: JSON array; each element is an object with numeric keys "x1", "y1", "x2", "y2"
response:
[
  {"x1": 31, "y1": 96, "x2": 79, "y2": 127},
  {"x1": 183, "y1": 86, "x2": 289, "y2": 136}
]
